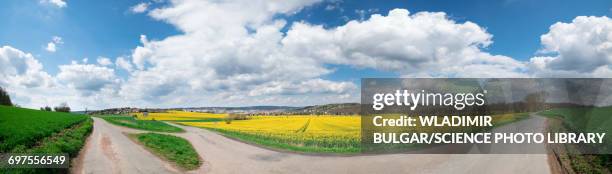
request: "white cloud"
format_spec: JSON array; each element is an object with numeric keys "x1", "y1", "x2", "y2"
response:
[
  {"x1": 40, "y1": 0, "x2": 67, "y2": 8},
  {"x1": 529, "y1": 16, "x2": 612, "y2": 77},
  {"x1": 118, "y1": 0, "x2": 360, "y2": 107},
  {"x1": 56, "y1": 63, "x2": 119, "y2": 96},
  {"x1": 117, "y1": 3, "x2": 530, "y2": 108},
  {"x1": 0, "y1": 46, "x2": 53, "y2": 88},
  {"x1": 4, "y1": 1, "x2": 612, "y2": 109},
  {"x1": 115, "y1": 56, "x2": 134, "y2": 72},
  {"x1": 45, "y1": 43, "x2": 56, "y2": 52},
  {"x1": 97, "y1": 57, "x2": 113, "y2": 66},
  {"x1": 45, "y1": 36, "x2": 63, "y2": 53},
  {"x1": 282, "y1": 9, "x2": 527, "y2": 78},
  {"x1": 0, "y1": 46, "x2": 128, "y2": 110},
  {"x1": 248, "y1": 79, "x2": 356, "y2": 96},
  {"x1": 131, "y1": 2, "x2": 150, "y2": 14}
]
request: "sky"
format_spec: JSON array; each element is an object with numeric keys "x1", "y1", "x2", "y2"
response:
[{"x1": 0, "y1": 0, "x2": 611, "y2": 110}]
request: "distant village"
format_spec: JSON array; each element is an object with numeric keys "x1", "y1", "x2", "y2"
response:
[{"x1": 85, "y1": 103, "x2": 360, "y2": 116}]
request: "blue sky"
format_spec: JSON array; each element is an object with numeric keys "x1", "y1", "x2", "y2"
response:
[{"x1": 1, "y1": 0, "x2": 611, "y2": 109}]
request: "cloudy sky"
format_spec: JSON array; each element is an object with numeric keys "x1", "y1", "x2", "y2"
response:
[{"x1": 0, "y1": 0, "x2": 611, "y2": 110}]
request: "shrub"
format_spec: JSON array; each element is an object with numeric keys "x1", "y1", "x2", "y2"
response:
[
  {"x1": 0, "y1": 86, "x2": 12, "y2": 106},
  {"x1": 54, "y1": 102, "x2": 71, "y2": 112},
  {"x1": 225, "y1": 113, "x2": 248, "y2": 124}
]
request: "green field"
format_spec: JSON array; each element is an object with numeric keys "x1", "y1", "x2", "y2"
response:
[
  {"x1": 0, "y1": 105, "x2": 93, "y2": 173},
  {"x1": 99, "y1": 115, "x2": 184, "y2": 132},
  {"x1": 132, "y1": 133, "x2": 200, "y2": 170},
  {"x1": 0, "y1": 105, "x2": 89, "y2": 152},
  {"x1": 539, "y1": 107, "x2": 612, "y2": 173}
]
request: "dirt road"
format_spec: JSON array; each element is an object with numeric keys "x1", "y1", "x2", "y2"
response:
[
  {"x1": 71, "y1": 117, "x2": 181, "y2": 174},
  {"x1": 169, "y1": 115, "x2": 551, "y2": 174},
  {"x1": 73, "y1": 115, "x2": 551, "y2": 174}
]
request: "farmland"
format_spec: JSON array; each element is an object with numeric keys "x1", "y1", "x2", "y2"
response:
[
  {"x1": 0, "y1": 105, "x2": 90, "y2": 152},
  {"x1": 134, "y1": 111, "x2": 225, "y2": 122},
  {"x1": 184, "y1": 115, "x2": 362, "y2": 153},
  {"x1": 539, "y1": 107, "x2": 612, "y2": 173},
  {"x1": 99, "y1": 115, "x2": 184, "y2": 133},
  {"x1": 132, "y1": 111, "x2": 529, "y2": 153},
  {"x1": 0, "y1": 105, "x2": 93, "y2": 173}
]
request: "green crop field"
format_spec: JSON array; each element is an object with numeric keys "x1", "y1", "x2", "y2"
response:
[
  {"x1": 539, "y1": 107, "x2": 612, "y2": 142},
  {"x1": 0, "y1": 105, "x2": 89, "y2": 152},
  {"x1": 539, "y1": 107, "x2": 612, "y2": 173},
  {"x1": 99, "y1": 115, "x2": 184, "y2": 132},
  {"x1": 0, "y1": 105, "x2": 93, "y2": 174}
]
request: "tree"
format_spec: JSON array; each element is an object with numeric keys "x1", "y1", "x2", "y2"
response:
[
  {"x1": 0, "y1": 86, "x2": 12, "y2": 106},
  {"x1": 54, "y1": 102, "x2": 71, "y2": 112},
  {"x1": 43, "y1": 106, "x2": 52, "y2": 111}
]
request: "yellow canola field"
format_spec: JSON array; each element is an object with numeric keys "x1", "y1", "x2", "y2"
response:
[
  {"x1": 128, "y1": 111, "x2": 527, "y2": 153},
  {"x1": 181, "y1": 115, "x2": 360, "y2": 138},
  {"x1": 180, "y1": 115, "x2": 362, "y2": 151},
  {"x1": 133, "y1": 110, "x2": 226, "y2": 121}
]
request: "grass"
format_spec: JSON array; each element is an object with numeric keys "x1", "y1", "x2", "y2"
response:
[
  {"x1": 171, "y1": 118, "x2": 224, "y2": 122},
  {"x1": 207, "y1": 128, "x2": 360, "y2": 154},
  {"x1": 539, "y1": 107, "x2": 612, "y2": 173},
  {"x1": 0, "y1": 105, "x2": 88, "y2": 152},
  {"x1": 99, "y1": 115, "x2": 184, "y2": 132},
  {"x1": 0, "y1": 105, "x2": 93, "y2": 174},
  {"x1": 132, "y1": 133, "x2": 200, "y2": 170},
  {"x1": 133, "y1": 111, "x2": 226, "y2": 121}
]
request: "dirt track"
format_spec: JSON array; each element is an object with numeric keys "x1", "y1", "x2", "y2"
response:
[{"x1": 72, "y1": 115, "x2": 551, "y2": 174}]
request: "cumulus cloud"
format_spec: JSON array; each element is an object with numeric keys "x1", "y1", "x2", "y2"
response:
[
  {"x1": 117, "y1": 2, "x2": 533, "y2": 107},
  {"x1": 40, "y1": 0, "x2": 66, "y2": 8},
  {"x1": 0, "y1": 46, "x2": 126, "y2": 110},
  {"x1": 529, "y1": 16, "x2": 612, "y2": 77},
  {"x1": 115, "y1": 56, "x2": 134, "y2": 72},
  {"x1": 118, "y1": 0, "x2": 359, "y2": 107},
  {"x1": 282, "y1": 9, "x2": 527, "y2": 77},
  {"x1": 0, "y1": 46, "x2": 53, "y2": 88},
  {"x1": 131, "y1": 2, "x2": 150, "y2": 13},
  {"x1": 57, "y1": 62, "x2": 120, "y2": 96},
  {"x1": 4, "y1": 1, "x2": 612, "y2": 109},
  {"x1": 97, "y1": 57, "x2": 113, "y2": 66},
  {"x1": 45, "y1": 36, "x2": 63, "y2": 53}
]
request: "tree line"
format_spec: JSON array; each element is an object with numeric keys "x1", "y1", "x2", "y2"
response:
[{"x1": 0, "y1": 86, "x2": 71, "y2": 112}]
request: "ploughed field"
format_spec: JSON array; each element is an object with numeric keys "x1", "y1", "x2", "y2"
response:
[{"x1": 133, "y1": 111, "x2": 528, "y2": 153}]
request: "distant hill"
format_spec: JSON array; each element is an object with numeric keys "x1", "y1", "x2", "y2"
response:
[
  {"x1": 291, "y1": 103, "x2": 360, "y2": 115},
  {"x1": 86, "y1": 103, "x2": 360, "y2": 115}
]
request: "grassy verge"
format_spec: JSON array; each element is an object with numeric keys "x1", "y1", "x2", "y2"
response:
[
  {"x1": 99, "y1": 115, "x2": 184, "y2": 132},
  {"x1": 492, "y1": 112, "x2": 530, "y2": 127},
  {"x1": 132, "y1": 133, "x2": 200, "y2": 170},
  {"x1": 2, "y1": 118, "x2": 93, "y2": 174},
  {"x1": 539, "y1": 107, "x2": 612, "y2": 173},
  {"x1": 170, "y1": 118, "x2": 224, "y2": 122},
  {"x1": 207, "y1": 128, "x2": 360, "y2": 154}
]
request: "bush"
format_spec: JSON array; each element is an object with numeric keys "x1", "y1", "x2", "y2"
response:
[
  {"x1": 225, "y1": 113, "x2": 248, "y2": 124},
  {"x1": 0, "y1": 86, "x2": 12, "y2": 106},
  {"x1": 54, "y1": 102, "x2": 71, "y2": 112}
]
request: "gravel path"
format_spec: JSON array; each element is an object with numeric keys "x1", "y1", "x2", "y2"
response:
[{"x1": 72, "y1": 115, "x2": 552, "y2": 174}]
